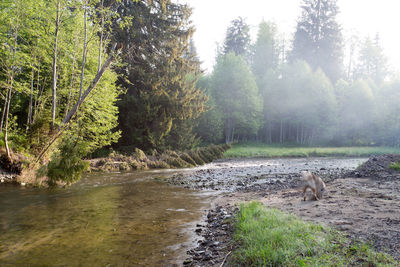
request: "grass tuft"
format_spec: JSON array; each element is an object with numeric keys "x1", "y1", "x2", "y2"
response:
[
  {"x1": 230, "y1": 202, "x2": 397, "y2": 266},
  {"x1": 388, "y1": 162, "x2": 400, "y2": 171}
]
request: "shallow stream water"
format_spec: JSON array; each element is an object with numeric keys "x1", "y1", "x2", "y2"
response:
[
  {"x1": 0, "y1": 157, "x2": 367, "y2": 266},
  {"x1": 0, "y1": 170, "x2": 214, "y2": 266}
]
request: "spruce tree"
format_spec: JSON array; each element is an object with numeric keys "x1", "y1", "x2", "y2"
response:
[
  {"x1": 114, "y1": 0, "x2": 207, "y2": 151},
  {"x1": 290, "y1": 0, "x2": 343, "y2": 82},
  {"x1": 223, "y1": 17, "x2": 251, "y2": 58}
]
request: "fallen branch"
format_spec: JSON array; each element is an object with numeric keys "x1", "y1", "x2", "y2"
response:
[{"x1": 219, "y1": 251, "x2": 231, "y2": 267}]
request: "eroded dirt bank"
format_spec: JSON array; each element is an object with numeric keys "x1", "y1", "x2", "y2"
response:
[{"x1": 176, "y1": 156, "x2": 400, "y2": 266}]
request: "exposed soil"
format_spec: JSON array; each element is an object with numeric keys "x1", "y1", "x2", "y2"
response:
[{"x1": 179, "y1": 156, "x2": 400, "y2": 265}]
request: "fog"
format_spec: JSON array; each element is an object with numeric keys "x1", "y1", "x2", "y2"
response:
[{"x1": 193, "y1": 1, "x2": 400, "y2": 147}]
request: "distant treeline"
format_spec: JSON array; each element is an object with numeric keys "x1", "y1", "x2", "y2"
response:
[{"x1": 195, "y1": 1, "x2": 400, "y2": 147}]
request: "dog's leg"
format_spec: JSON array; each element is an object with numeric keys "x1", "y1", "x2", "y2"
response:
[
  {"x1": 303, "y1": 186, "x2": 309, "y2": 201},
  {"x1": 312, "y1": 188, "x2": 319, "y2": 200}
]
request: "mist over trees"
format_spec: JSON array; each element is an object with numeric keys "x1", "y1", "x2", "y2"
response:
[
  {"x1": 290, "y1": 0, "x2": 343, "y2": 82},
  {"x1": 195, "y1": 0, "x2": 400, "y2": 147}
]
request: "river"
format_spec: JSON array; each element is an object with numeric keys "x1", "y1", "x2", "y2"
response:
[
  {"x1": 0, "y1": 170, "x2": 214, "y2": 266},
  {"x1": 0, "y1": 157, "x2": 366, "y2": 266}
]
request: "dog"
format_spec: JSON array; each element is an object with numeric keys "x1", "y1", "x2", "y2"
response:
[{"x1": 301, "y1": 171, "x2": 326, "y2": 201}]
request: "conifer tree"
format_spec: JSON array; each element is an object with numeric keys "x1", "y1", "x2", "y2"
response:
[
  {"x1": 290, "y1": 0, "x2": 343, "y2": 82},
  {"x1": 223, "y1": 17, "x2": 251, "y2": 58},
  {"x1": 114, "y1": 0, "x2": 207, "y2": 151}
]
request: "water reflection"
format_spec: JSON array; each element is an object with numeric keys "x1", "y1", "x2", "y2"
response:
[{"x1": 0, "y1": 171, "x2": 212, "y2": 266}]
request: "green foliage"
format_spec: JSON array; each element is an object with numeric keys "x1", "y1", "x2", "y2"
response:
[
  {"x1": 354, "y1": 35, "x2": 388, "y2": 84},
  {"x1": 290, "y1": 0, "x2": 344, "y2": 82},
  {"x1": 195, "y1": 75, "x2": 224, "y2": 144},
  {"x1": 115, "y1": 0, "x2": 207, "y2": 152},
  {"x1": 388, "y1": 162, "x2": 400, "y2": 171},
  {"x1": 224, "y1": 143, "x2": 400, "y2": 158},
  {"x1": 223, "y1": 17, "x2": 251, "y2": 58},
  {"x1": 46, "y1": 137, "x2": 90, "y2": 186},
  {"x1": 231, "y1": 202, "x2": 396, "y2": 266},
  {"x1": 212, "y1": 53, "x2": 262, "y2": 143},
  {"x1": 252, "y1": 21, "x2": 278, "y2": 82}
]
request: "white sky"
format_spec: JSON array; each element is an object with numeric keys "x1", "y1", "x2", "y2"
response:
[{"x1": 183, "y1": 0, "x2": 400, "y2": 73}]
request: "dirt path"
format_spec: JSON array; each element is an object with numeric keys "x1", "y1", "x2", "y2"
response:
[{"x1": 181, "y1": 156, "x2": 400, "y2": 265}]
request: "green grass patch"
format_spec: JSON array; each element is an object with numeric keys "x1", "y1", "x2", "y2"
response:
[
  {"x1": 224, "y1": 143, "x2": 400, "y2": 158},
  {"x1": 231, "y1": 202, "x2": 397, "y2": 266},
  {"x1": 388, "y1": 162, "x2": 400, "y2": 171}
]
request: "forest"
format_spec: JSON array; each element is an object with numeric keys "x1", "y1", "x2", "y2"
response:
[{"x1": 0, "y1": 0, "x2": 399, "y2": 184}]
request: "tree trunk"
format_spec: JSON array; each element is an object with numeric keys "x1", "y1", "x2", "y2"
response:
[
  {"x1": 0, "y1": 78, "x2": 8, "y2": 132},
  {"x1": 4, "y1": 77, "x2": 13, "y2": 158},
  {"x1": 32, "y1": 62, "x2": 41, "y2": 124},
  {"x1": 97, "y1": 0, "x2": 104, "y2": 72},
  {"x1": 79, "y1": 0, "x2": 88, "y2": 101},
  {"x1": 62, "y1": 44, "x2": 118, "y2": 126},
  {"x1": 225, "y1": 118, "x2": 232, "y2": 144},
  {"x1": 27, "y1": 64, "x2": 34, "y2": 129},
  {"x1": 36, "y1": 43, "x2": 120, "y2": 164},
  {"x1": 51, "y1": 0, "x2": 61, "y2": 128},
  {"x1": 65, "y1": 54, "x2": 76, "y2": 117}
]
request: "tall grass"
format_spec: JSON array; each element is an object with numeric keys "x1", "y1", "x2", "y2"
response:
[
  {"x1": 230, "y1": 202, "x2": 396, "y2": 266},
  {"x1": 224, "y1": 143, "x2": 400, "y2": 158}
]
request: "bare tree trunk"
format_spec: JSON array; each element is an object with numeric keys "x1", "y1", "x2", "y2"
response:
[
  {"x1": 4, "y1": 77, "x2": 13, "y2": 158},
  {"x1": 79, "y1": 0, "x2": 88, "y2": 101},
  {"x1": 65, "y1": 54, "x2": 76, "y2": 117},
  {"x1": 51, "y1": 0, "x2": 61, "y2": 128},
  {"x1": 0, "y1": 78, "x2": 8, "y2": 132},
  {"x1": 97, "y1": 0, "x2": 104, "y2": 72},
  {"x1": 279, "y1": 120, "x2": 283, "y2": 143},
  {"x1": 32, "y1": 63, "x2": 40, "y2": 124},
  {"x1": 225, "y1": 118, "x2": 231, "y2": 144},
  {"x1": 27, "y1": 64, "x2": 34, "y2": 129}
]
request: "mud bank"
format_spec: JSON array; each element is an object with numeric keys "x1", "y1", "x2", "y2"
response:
[{"x1": 181, "y1": 156, "x2": 400, "y2": 265}]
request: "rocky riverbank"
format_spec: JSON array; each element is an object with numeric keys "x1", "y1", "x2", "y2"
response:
[{"x1": 180, "y1": 156, "x2": 400, "y2": 265}]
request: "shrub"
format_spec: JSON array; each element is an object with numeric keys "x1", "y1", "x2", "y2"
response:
[
  {"x1": 46, "y1": 137, "x2": 90, "y2": 186},
  {"x1": 133, "y1": 148, "x2": 147, "y2": 161},
  {"x1": 388, "y1": 162, "x2": 400, "y2": 171}
]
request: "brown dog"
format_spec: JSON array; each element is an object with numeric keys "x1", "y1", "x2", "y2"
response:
[{"x1": 301, "y1": 171, "x2": 326, "y2": 201}]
